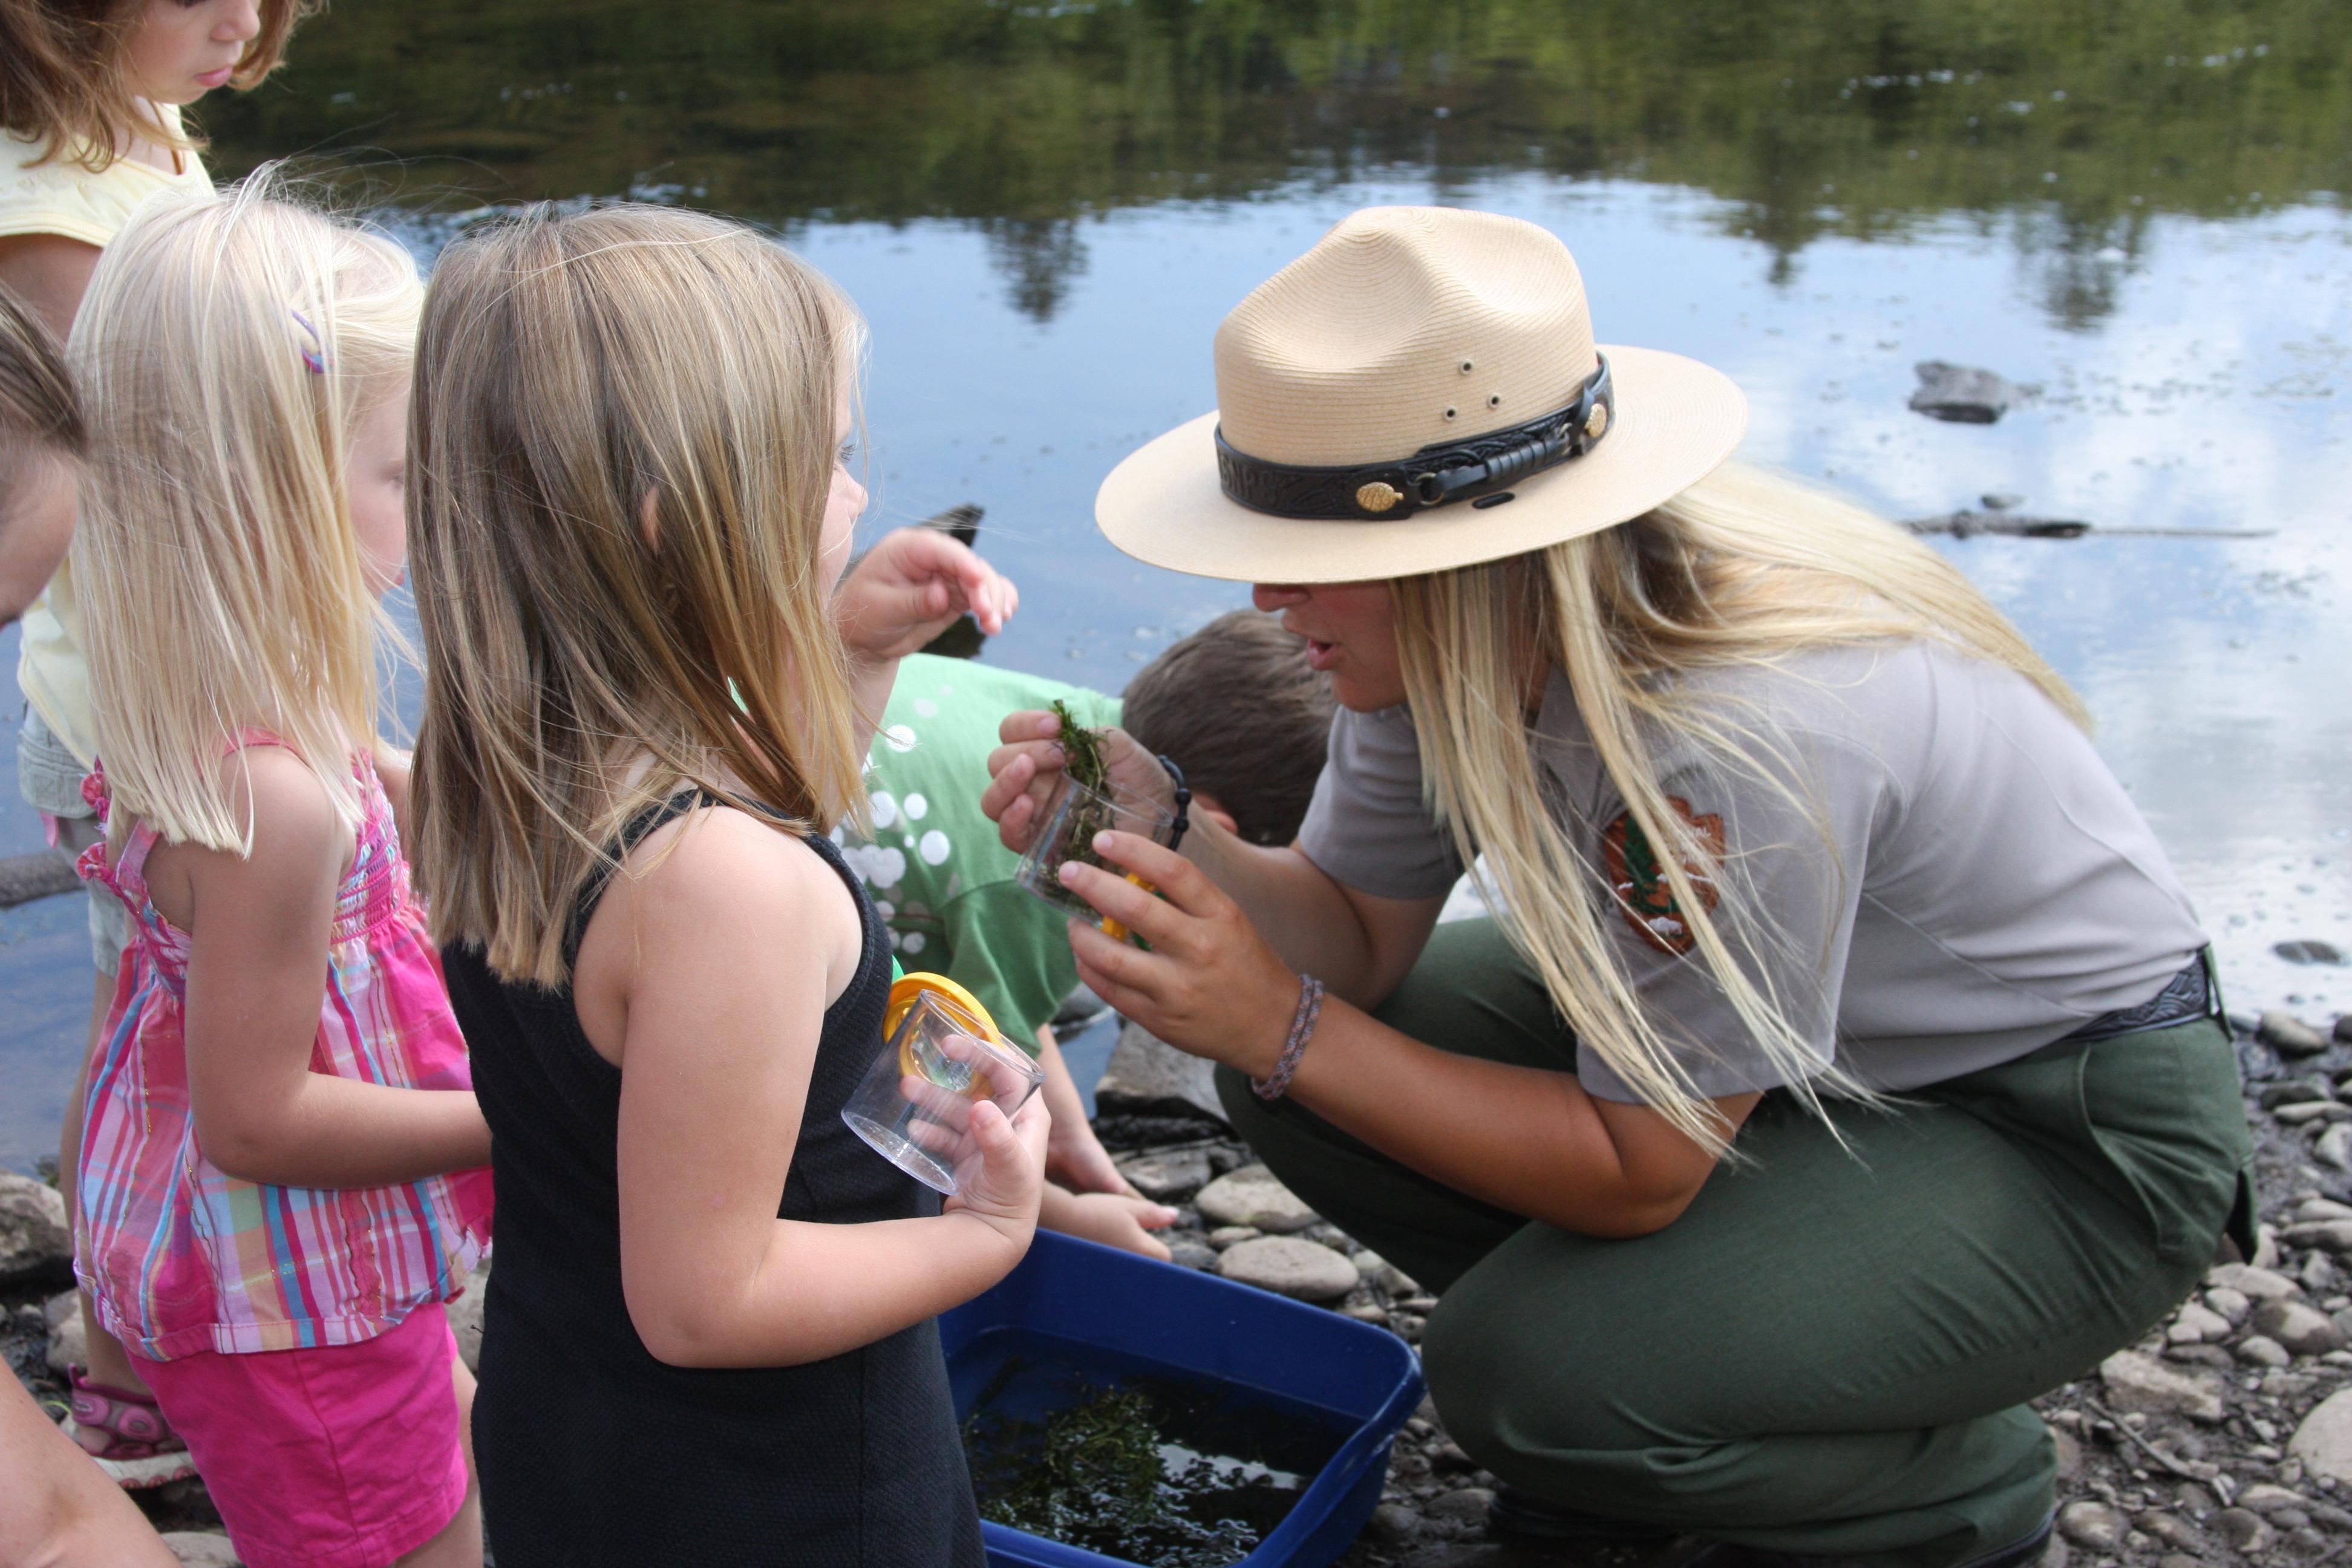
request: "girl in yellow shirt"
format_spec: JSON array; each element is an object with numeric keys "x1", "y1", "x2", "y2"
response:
[{"x1": 1, "y1": 0, "x2": 318, "y2": 1488}]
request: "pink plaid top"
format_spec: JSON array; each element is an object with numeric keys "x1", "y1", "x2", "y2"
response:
[{"x1": 74, "y1": 737, "x2": 493, "y2": 1359}]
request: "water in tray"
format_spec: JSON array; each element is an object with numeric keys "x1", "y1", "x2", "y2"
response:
[{"x1": 952, "y1": 1329, "x2": 1354, "y2": 1567}]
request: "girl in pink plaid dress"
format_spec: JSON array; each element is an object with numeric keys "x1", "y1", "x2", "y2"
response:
[{"x1": 66, "y1": 180, "x2": 492, "y2": 1568}]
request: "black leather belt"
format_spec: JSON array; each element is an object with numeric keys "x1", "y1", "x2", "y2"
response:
[{"x1": 2062, "y1": 952, "x2": 2220, "y2": 1044}]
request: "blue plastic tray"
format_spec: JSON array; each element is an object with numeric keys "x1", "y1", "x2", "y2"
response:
[{"x1": 941, "y1": 1229, "x2": 1425, "y2": 1568}]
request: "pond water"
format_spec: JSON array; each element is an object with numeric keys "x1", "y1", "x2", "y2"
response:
[{"x1": 5, "y1": 0, "x2": 2349, "y2": 1169}]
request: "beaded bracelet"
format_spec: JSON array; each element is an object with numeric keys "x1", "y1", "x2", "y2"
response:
[
  {"x1": 1252, "y1": 973, "x2": 1325, "y2": 1102},
  {"x1": 1158, "y1": 754, "x2": 1192, "y2": 854}
]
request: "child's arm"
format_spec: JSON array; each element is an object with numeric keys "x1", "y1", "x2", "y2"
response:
[
  {"x1": 162, "y1": 748, "x2": 492, "y2": 1189},
  {"x1": 831, "y1": 529, "x2": 1017, "y2": 751},
  {"x1": 0, "y1": 234, "x2": 101, "y2": 341},
  {"x1": 580, "y1": 808, "x2": 1047, "y2": 1370},
  {"x1": 371, "y1": 743, "x2": 414, "y2": 848}
]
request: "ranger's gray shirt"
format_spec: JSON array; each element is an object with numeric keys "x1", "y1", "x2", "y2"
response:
[{"x1": 1296, "y1": 641, "x2": 2207, "y2": 1102}]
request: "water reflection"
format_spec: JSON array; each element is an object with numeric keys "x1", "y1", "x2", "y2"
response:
[{"x1": 2, "y1": 1, "x2": 2348, "y2": 1168}]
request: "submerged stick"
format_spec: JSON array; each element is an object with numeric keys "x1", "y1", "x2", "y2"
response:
[{"x1": 1904, "y1": 510, "x2": 2275, "y2": 540}]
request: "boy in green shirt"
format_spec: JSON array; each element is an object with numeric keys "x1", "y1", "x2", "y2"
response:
[{"x1": 842, "y1": 610, "x2": 1334, "y2": 1257}]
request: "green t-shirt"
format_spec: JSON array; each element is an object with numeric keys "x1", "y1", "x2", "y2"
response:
[{"x1": 838, "y1": 653, "x2": 1122, "y2": 1041}]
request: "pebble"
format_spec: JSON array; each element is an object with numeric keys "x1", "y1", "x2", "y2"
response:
[
  {"x1": 1425, "y1": 1486, "x2": 1496, "y2": 1522},
  {"x1": 1114, "y1": 1147, "x2": 1214, "y2": 1204},
  {"x1": 448, "y1": 1258, "x2": 490, "y2": 1375},
  {"x1": 2058, "y1": 1499, "x2": 2126, "y2": 1551},
  {"x1": 2138, "y1": 1512, "x2": 2203, "y2": 1552},
  {"x1": 2099, "y1": 1349, "x2": 2226, "y2": 1422},
  {"x1": 2239, "y1": 1334, "x2": 2292, "y2": 1368},
  {"x1": 2278, "y1": 1102, "x2": 2352, "y2": 1125},
  {"x1": 1194, "y1": 1167, "x2": 1319, "y2": 1234},
  {"x1": 1163, "y1": 1235, "x2": 1218, "y2": 1272},
  {"x1": 1215, "y1": 1235, "x2": 1360, "y2": 1301},
  {"x1": 2276, "y1": 940, "x2": 2348, "y2": 966},
  {"x1": 2296, "y1": 1390, "x2": 2352, "y2": 1485},
  {"x1": 161, "y1": 1534, "x2": 241, "y2": 1567},
  {"x1": 1207, "y1": 1225, "x2": 1262, "y2": 1249},
  {"x1": 2304, "y1": 1198, "x2": 2352, "y2": 1223},
  {"x1": 2206, "y1": 1285, "x2": 2252, "y2": 1325},
  {"x1": 2215, "y1": 1507, "x2": 2273, "y2": 1553},
  {"x1": 0, "y1": 1172, "x2": 71, "y2": 1287},
  {"x1": 2262, "y1": 1079, "x2": 2337, "y2": 1109},
  {"x1": 2169, "y1": 1302, "x2": 2230, "y2": 1344},
  {"x1": 2323, "y1": 1124, "x2": 2352, "y2": 1172},
  {"x1": 1341, "y1": 1303, "x2": 1390, "y2": 1325},
  {"x1": 2340, "y1": 1016, "x2": 2352, "y2": 1045},
  {"x1": 1371, "y1": 1501, "x2": 1422, "y2": 1539},
  {"x1": 42, "y1": 1288, "x2": 83, "y2": 1377},
  {"x1": 2264, "y1": 1010, "x2": 2331, "y2": 1058},
  {"x1": 2207, "y1": 1263, "x2": 2301, "y2": 1301},
  {"x1": 2258, "y1": 1297, "x2": 2349, "y2": 1355}
]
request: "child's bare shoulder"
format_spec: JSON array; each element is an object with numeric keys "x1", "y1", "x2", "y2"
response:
[{"x1": 627, "y1": 803, "x2": 855, "y2": 937}]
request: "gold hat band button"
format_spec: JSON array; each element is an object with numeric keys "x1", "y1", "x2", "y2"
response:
[
  {"x1": 1584, "y1": 403, "x2": 1610, "y2": 441},
  {"x1": 1356, "y1": 481, "x2": 1402, "y2": 514}
]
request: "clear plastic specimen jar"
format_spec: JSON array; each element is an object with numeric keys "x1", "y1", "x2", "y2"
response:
[
  {"x1": 1012, "y1": 774, "x2": 1177, "y2": 941},
  {"x1": 842, "y1": 973, "x2": 1044, "y2": 1196}
]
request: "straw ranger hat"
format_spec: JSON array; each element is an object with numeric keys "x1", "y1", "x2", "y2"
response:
[{"x1": 1096, "y1": 206, "x2": 1748, "y2": 583}]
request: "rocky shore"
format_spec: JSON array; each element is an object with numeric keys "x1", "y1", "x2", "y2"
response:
[{"x1": 8, "y1": 1003, "x2": 2352, "y2": 1567}]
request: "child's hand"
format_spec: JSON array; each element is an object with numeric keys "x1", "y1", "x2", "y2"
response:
[
  {"x1": 834, "y1": 528, "x2": 1018, "y2": 663},
  {"x1": 1044, "y1": 1188, "x2": 1180, "y2": 1262},
  {"x1": 941, "y1": 1094, "x2": 1050, "y2": 1250},
  {"x1": 981, "y1": 712, "x2": 1174, "y2": 855}
]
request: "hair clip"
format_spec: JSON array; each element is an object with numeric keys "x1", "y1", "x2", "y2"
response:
[{"x1": 290, "y1": 309, "x2": 327, "y2": 375}]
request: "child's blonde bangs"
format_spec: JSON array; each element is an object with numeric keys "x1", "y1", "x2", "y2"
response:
[
  {"x1": 408, "y1": 204, "x2": 870, "y2": 987},
  {"x1": 67, "y1": 174, "x2": 421, "y2": 854}
]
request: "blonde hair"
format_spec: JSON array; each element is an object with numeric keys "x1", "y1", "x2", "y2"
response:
[
  {"x1": 0, "y1": 0, "x2": 315, "y2": 172},
  {"x1": 408, "y1": 204, "x2": 869, "y2": 987},
  {"x1": 70, "y1": 172, "x2": 421, "y2": 852},
  {"x1": 1393, "y1": 462, "x2": 2085, "y2": 1151}
]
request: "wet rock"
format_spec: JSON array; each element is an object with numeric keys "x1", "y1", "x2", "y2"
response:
[
  {"x1": 1216, "y1": 1236, "x2": 1358, "y2": 1301},
  {"x1": 1341, "y1": 1303, "x2": 1391, "y2": 1325},
  {"x1": 2207, "y1": 1285, "x2": 2252, "y2": 1325},
  {"x1": 1207, "y1": 1225, "x2": 1261, "y2": 1250},
  {"x1": 2169, "y1": 1301, "x2": 2231, "y2": 1343},
  {"x1": 2100, "y1": 1349, "x2": 2226, "y2": 1422},
  {"x1": 1093, "y1": 1022, "x2": 1228, "y2": 1127},
  {"x1": 1194, "y1": 1166, "x2": 1318, "y2": 1234},
  {"x1": 1981, "y1": 492, "x2": 2026, "y2": 511},
  {"x1": 2238, "y1": 1481, "x2": 2311, "y2": 1514},
  {"x1": 1371, "y1": 1501, "x2": 1422, "y2": 1539},
  {"x1": 448, "y1": 1258, "x2": 491, "y2": 1375},
  {"x1": 2291, "y1": 1390, "x2": 2352, "y2": 1483},
  {"x1": 2276, "y1": 940, "x2": 2347, "y2": 966},
  {"x1": 2322, "y1": 1124, "x2": 2352, "y2": 1172},
  {"x1": 2276, "y1": 1102, "x2": 2352, "y2": 1126},
  {"x1": 0, "y1": 1172, "x2": 71, "y2": 1288},
  {"x1": 162, "y1": 1534, "x2": 240, "y2": 1567},
  {"x1": 2339, "y1": 1016, "x2": 2352, "y2": 1045},
  {"x1": 2059, "y1": 1499, "x2": 2126, "y2": 1551},
  {"x1": 0, "y1": 849, "x2": 77, "y2": 909},
  {"x1": 43, "y1": 1289, "x2": 82, "y2": 1377},
  {"x1": 1114, "y1": 1146, "x2": 1213, "y2": 1205},
  {"x1": 2262, "y1": 1079, "x2": 2337, "y2": 1109},
  {"x1": 1909, "y1": 361, "x2": 2030, "y2": 423},
  {"x1": 2299, "y1": 1198, "x2": 2352, "y2": 1222},
  {"x1": 2215, "y1": 1507, "x2": 2273, "y2": 1554},
  {"x1": 2263, "y1": 1010, "x2": 2331, "y2": 1058},
  {"x1": 2167, "y1": 1343, "x2": 2236, "y2": 1370},
  {"x1": 2239, "y1": 1334, "x2": 2293, "y2": 1368},
  {"x1": 2208, "y1": 1263, "x2": 2302, "y2": 1301},
  {"x1": 2138, "y1": 1512, "x2": 2203, "y2": 1552}
]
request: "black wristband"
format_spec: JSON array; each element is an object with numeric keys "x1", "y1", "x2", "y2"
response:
[{"x1": 1158, "y1": 755, "x2": 1192, "y2": 854}]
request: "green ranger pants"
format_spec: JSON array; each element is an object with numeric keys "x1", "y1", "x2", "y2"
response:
[{"x1": 1217, "y1": 920, "x2": 2254, "y2": 1568}]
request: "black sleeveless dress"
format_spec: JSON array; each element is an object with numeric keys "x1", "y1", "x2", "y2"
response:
[{"x1": 442, "y1": 794, "x2": 985, "y2": 1567}]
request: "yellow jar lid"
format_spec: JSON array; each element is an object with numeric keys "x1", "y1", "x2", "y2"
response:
[{"x1": 886, "y1": 972, "x2": 1002, "y2": 1045}]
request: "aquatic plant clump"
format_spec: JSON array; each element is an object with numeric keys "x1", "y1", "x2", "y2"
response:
[
  {"x1": 964, "y1": 1382, "x2": 1261, "y2": 1568},
  {"x1": 1023, "y1": 699, "x2": 1128, "y2": 921}
]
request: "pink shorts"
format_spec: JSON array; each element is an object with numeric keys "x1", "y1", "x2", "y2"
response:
[{"x1": 135, "y1": 1304, "x2": 471, "y2": 1568}]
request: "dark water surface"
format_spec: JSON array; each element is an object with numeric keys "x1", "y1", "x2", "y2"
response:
[{"x1": 5, "y1": 1, "x2": 2350, "y2": 1166}]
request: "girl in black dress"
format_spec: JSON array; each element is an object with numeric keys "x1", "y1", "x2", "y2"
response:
[{"x1": 402, "y1": 203, "x2": 1042, "y2": 1568}]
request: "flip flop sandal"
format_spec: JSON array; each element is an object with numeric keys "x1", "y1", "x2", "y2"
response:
[{"x1": 64, "y1": 1365, "x2": 198, "y2": 1489}]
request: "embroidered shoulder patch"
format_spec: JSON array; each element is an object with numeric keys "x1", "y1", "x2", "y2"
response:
[{"x1": 1601, "y1": 797, "x2": 1725, "y2": 955}]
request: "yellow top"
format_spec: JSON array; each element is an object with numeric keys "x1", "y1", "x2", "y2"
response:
[
  {"x1": 4, "y1": 105, "x2": 209, "y2": 766},
  {"x1": 885, "y1": 972, "x2": 1002, "y2": 1044}
]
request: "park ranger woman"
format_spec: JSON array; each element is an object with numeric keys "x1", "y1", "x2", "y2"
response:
[{"x1": 983, "y1": 206, "x2": 2254, "y2": 1568}]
